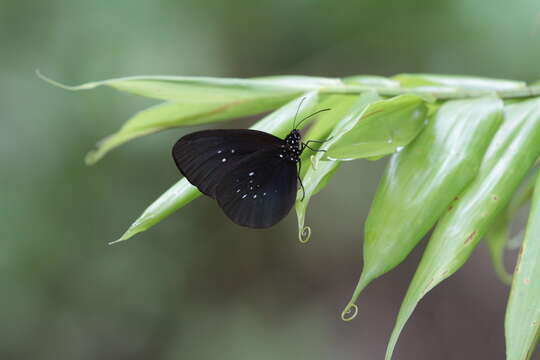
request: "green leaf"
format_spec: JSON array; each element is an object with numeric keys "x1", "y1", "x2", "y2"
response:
[
  {"x1": 298, "y1": 95, "x2": 358, "y2": 176},
  {"x1": 112, "y1": 177, "x2": 201, "y2": 244},
  {"x1": 386, "y1": 97, "x2": 540, "y2": 360},
  {"x1": 38, "y1": 71, "x2": 334, "y2": 101},
  {"x1": 112, "y1": 92, "x2": 322, "y2": 244},
  {"x1": 343, "y1": 75, "x2": 399, "y2": 88},
  {"x1": 326, "y1": 95, "x2": 428, "y2": 161},
  {"x1": 485, "y1": 218, "x2": 513, "y2": 285},
  {"x1": 486, "y1": 168, "x2": 539, "y2": 285},
  {"x1": 393, "y1": 73, "x2": 526, "y2": 90},
  {"x1": 253, "y1": 75, "x2": 342, "y2": 88},
  {"x1": 39, "y1": 73, "x2": 343, "y2": 163},
  {"x1": 392, "y1": 74, "x2": 443, "y2": 88},
  {"x1": 506, "y1": 173, "x2": 540, "y2": 360},
  {"x1": 295, "y1": 91, "x2": 381, "y2": 243},
  {"x1": 340, "y1": 96, "x2": 503, "y2": 320},
  {"x1": 85, "y1": 97, "x2": 292, "y2": 164}
]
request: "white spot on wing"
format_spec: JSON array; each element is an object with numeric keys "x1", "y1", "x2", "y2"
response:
[{"x1": 222, "y1": 158, "x2": 227, "y2": 162}]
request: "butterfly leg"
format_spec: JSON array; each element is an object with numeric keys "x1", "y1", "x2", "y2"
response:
[
  {"x1": 306, "y1": 136, "x2": 334, "y2": 145},
  {"x1": 302, "y1": 137, "x2": 334, "y2": 153},
  {"x1": 302, "y1": 143, "x2": 327, "y2": 153},
  {"x1": 303, "y1": 136, "x2": 334, "y2": 146},
  {"x1": 297, "y1": 161, "x2": 305, "y2": 201}
]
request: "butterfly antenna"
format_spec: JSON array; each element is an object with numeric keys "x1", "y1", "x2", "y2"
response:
[
  {"x1": 293, "y1": 97, "x2": 307, "y2": 130},
  {"x1": 295, "y1": 108, "x2": 331, "y2": 129}
]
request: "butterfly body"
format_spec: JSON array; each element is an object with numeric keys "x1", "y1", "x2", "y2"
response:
[
  {"x1": 281, "y1": 129, "x2": 302, "y2": 163},
  {"x1": 172, "y1": 129, "x2": 304, "y2": 228}
]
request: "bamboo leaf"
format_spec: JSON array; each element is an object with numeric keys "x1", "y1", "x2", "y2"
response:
[
  {"x1": 393, "y1": 73, "x2": 526, "y2": 90},
  {"x1": 340, "y1": 96, "x2": 503, "y2": 319},
  {"x1": 298, "y1": 95, "x2": 359, "y2": 176},
  {"x1": 486, "y1": 218, "x2": 513, "y2": 285},
  {"x1": 295, "y1": 91, "x2": 381, "y2": 243},
  {"x1": 343, "y1": 75, "x2": 400, "y2": 88},
  {"x1": 253, "y1": 75, "x2": 343, "y2": 88},
  {"x1": 326, "y1": 95, "x2": 427, "y2": 161},
  {"x1": 39, "y1": 73, "x2": 343, "y2": 163},
  {"x1": 85, "y1": 97, "x2": 292, "y2": 164},
  {"x1": 38, "y1": 71, "x2": 336, "y2": 101},
  {"x1": 506, "y1": 173, "x2": 540, "y2": 360},
  {"x1": 486, "y1": 168, "x2": 539, "y2": 285},
  {"x1": 386, "y1": 97, "x2": 540, "y2": 360},
  {"x1": 112, "y1": 92, "x2": 322, "y2": 244}
]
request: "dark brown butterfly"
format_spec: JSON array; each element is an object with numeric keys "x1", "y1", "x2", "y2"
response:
[{"x1": 172, "y1": 107, "x2": 330, "y2": 228}]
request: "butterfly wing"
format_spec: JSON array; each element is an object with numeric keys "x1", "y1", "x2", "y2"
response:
[
  {"x1": 172, "y1": 129, "x2": 283, "y2": 197},
  {"x1": 215, "y1": 150, "x2": 298, "y2": 228}
]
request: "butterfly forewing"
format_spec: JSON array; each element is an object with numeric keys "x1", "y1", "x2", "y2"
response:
[
  {"x1": 172, "y1": 129, "x2": 283, "y2": 197},
  {"x1": 215, "y1": 150, "x2": 298, "y2": 228}
]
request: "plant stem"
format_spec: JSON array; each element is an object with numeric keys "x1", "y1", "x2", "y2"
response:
[{"x1": 319, "y1": 85, "x2": 540, "y2": 100}]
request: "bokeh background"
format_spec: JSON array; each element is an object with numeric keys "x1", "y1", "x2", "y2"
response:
[{"x1": 2, "y1": 1, "x2": 540, "y2": 359}]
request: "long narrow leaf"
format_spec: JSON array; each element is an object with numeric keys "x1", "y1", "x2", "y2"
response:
[
  {"x1": 326, "y1": 95, "x2": 427, "y2": 161},
  {"x1": 341, "y1": 96, "x2": 503, "y2": 319},
  {"x1": 85, "y1": 98, "x2": 293, "y2": 164},
  {"x1": 295, "y1": 91, "x2": 381, "y2": 242},
  {"x1": 386, "y1": 97, "x2": 540, "y2": 359},
  {"x1": 299, "y1": 95, "x2": 360, "y2": 176},
  {"x1": 112, "y1": 92, "x2": 322, "y2": 243},
  {"x1": 506, "y1": 172, "x2": 540, "y2": 360},
  {"x1": 486, "y1": 168, "x2": 539, "y2": 285},
  {"x1": 38, "y1": 71, "x2": 338, "y2": 101},
  {"x1": 343, "y1": 75, "x2": 400, "y2": 88},
  {"x1": 39, "y1": 73, "x2": 343, "y2": 163},
  {"x1": 393, "y1": 73, "x2": 526, "y2": 90},
  {"x1": 485, "y1": 219, "x2": 513, "y2": 285}
]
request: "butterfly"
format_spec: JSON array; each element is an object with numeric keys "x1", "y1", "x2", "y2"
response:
[{"x1": 172, "y1": 104, "x2": 330, "y2": 228}]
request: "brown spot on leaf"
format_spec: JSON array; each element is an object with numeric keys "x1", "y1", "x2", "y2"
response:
[
  {"x1": 524, "y1": 278, "x2": 531, "y2": 285},
  {"x1": 492, "y1": 195, "x2": 498, "y2": 201},
  {"x1": 464, "y1": 231, "x2": 477, "y2": 245},
  {"x1": 448, "y1": 205, "x2": 453, "y2": 211}
]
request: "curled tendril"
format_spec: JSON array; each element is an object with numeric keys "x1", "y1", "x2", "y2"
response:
[
  {"x1": 310, "y1": 155, "x2": 319, "y2": 170},
  {"x1": 299, "y1": 226, "x2": 312, "y2": 243},
  {"x1": 341, "y1": 303, "x2": 359, "y2": 321}
]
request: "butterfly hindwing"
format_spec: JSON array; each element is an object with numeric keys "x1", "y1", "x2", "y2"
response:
[
  {"x1": 172, "y1": 129, "x2": 283, "y2": 197},
  {"x1": 215, "y1": 150, "x2": 298, "y2": 228}
]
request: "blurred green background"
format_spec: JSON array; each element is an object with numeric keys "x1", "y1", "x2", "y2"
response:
[{"x1": 2, "y1": 1, "x2": 540, "y2": 359}]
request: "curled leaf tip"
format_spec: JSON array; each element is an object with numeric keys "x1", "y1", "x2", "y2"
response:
[
  {"x1": 299, "y1": 226, "x2": 312, "y2": 243},
  {"x1": 341, "y1": 303, "x2": 359, "y2": 321}
]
